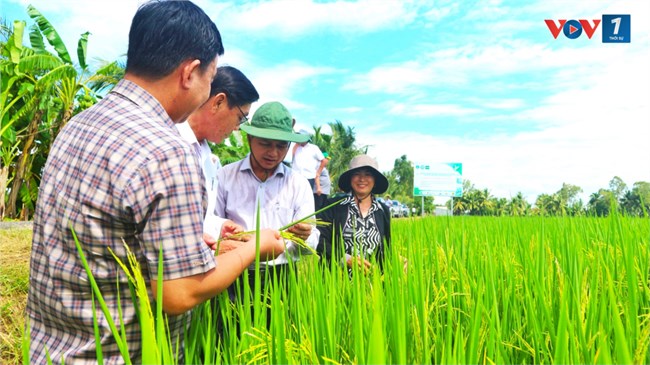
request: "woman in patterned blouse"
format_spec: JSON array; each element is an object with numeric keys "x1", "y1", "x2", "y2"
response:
[{"x1": 317, "y1": 155, "x2": 391, "y2": 274}]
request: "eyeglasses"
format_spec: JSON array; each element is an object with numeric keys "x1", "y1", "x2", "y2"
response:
[
  {"x1": 222, "y1": 88, "x2": 249, "y2": 125},
  {"x1": 235, "y1": 104, "x2": 249, "y2": 125}
]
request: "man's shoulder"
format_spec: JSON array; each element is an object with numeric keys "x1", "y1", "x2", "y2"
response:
[
  {"x1": 220, "y1": 158, "x2": 245, "y2": 171},
  {"x1": 283, "y1": 167, "x2": 311, "y2": 187},
  {"x1": 307, "y1": 143, "x2": 321, "y2": 153},
  {"x1": 67, "y1": 95, "x2": 192, "y2": 167},
  {"x1": 217, "y1": 159, "x2": 247, "y2": 183}
]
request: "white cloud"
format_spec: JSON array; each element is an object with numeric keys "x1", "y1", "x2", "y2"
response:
[
  {"x1": 210, "y1": 0, "x2": 420, "y2": 37},
  {"x1": 360, "y1": 121, "x2": 649, "y2": 205},
  {"x1": 349, "y1": 0, "x2": 650, "y2": 204},
  {"x1": 388, "y1": 103, "x2": 480, "y2": 117},
  {"x1": 355, "y1": 44, "x2": 649, "y2": 205},
  {"x1": 9, "y1": 0, "x2": 140, "y2": 63},
  {"x1": 479, "y1": 98, "x2": 525, "y2": 110},
  {"x1": 244, "y1": 61, "x2": 337, "y2": 114},
  {"x1": 344, "y1": 40, "x2": 609, "y2": 96},
  {"x1": 7, "y1": 0, "x2": 647, "y2": 207}
]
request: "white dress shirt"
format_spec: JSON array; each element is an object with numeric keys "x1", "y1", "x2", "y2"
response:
[
  {"x1": 176, "y1": 121, "x2": 227, "y2": 239},
  {"x1": 215, "y1": 155, "x2": 320, "y2": 266}
]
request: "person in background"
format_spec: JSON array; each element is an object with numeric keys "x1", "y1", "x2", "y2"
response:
[
  {"x1": 281, "y1": 118, "x2": 298, "y2": 167},
  {"x1": 292, "y1": 128, "x2": 329, "y2": 208},
  {"x1": 316, "y1": 152, "x2": 333, "y2": 209},
  {"x1": 216, "y1": 102, "x2": 319, "y2": 298},
  {"x1": 26, "y1": 2, "x2": 284, "y2": 363},
  {"x1": 176, "y1": 65, "x2": 259, "y2": 250},
  {"x1": 317, "y1": 155, "x2": 391, "y2": 276}
]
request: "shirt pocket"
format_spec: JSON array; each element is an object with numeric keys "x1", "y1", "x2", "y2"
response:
[{"x1": 270, "y1": 202, "x2": 295, "y2": 226}]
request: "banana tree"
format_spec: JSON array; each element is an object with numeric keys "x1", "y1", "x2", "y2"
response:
[
  {"x1": 213, "y1": 131, "x2": 251, "y2": 165},
  {"x1": 3, "y1": 5, "x2": 121, "y2": 219},
  {"x1": 1, "y1": 20, "x2": 34, "y2": 218}
]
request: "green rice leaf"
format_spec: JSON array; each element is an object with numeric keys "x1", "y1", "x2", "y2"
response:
[{"x1": 70, "y1": 226, "x2": 132, "y2": 364}]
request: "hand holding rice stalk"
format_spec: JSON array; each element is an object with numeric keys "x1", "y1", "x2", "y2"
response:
[{"x1": 215, "y1": 198, "x2": 344, "y2": 256}]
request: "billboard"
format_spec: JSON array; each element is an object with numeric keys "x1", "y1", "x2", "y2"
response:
[{"x1": 413, "y1": 162, "x2": 463, "y2": 197}]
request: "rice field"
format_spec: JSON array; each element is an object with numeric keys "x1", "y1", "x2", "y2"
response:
[{"x1": 20, "y1": 214, "x2": 650, "y2": 364}]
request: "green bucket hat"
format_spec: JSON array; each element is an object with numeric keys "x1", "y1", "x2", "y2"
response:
[{"x1": 240, "y1": 102, "x2": 309, "y2": 143}]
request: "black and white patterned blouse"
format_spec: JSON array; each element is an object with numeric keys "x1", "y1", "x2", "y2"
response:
[{"x1": 341, "y1": 195, "x2": 383, "y2": 258}]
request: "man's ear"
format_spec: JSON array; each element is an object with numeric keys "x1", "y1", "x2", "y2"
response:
[
  {"x1": 180, "y1": 59, "x2": 202, "y2": 90},
  {"x1": 212, "y1": 92, "x2": 227, "y2": 110}
]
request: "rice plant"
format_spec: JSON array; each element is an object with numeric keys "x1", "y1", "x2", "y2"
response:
[{"x1": 22, "y1": 214, "x2": 650, "y2": 364}]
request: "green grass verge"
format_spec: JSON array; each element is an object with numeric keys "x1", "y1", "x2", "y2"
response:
[{"x1": 0, "y1": 227, "x2": 31, "y2": 365}]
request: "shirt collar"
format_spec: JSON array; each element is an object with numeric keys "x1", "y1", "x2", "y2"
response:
[
  {"x1": 240, "y1": 153, "x2": 287, "y2": 179},
  {"x1": 346, "y1": 194, "x2": 380, "y2": 216},
  {"x1": 176, "y1": 121, "x2": 199, "y2": 146},
  {"x1": 110, "y1": 79, "x2": 176, "y2": 130}
]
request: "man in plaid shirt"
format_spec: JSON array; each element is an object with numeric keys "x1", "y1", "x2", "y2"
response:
[{"x1": 26, "y1": 2, "x2": 284, "y2": 364}]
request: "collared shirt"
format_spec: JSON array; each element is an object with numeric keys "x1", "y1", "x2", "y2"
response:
[
  {"x1": 215, "y1": 155, "x2": 320, "y2": 266},
  {"x1": 27, "y1": 79, "x2": 215, "y2": 364},
  {"x1": 291, "y1": 143, "x2": 325, "y2": 180},
  {"x1": 176, "y1": 121, "x2": 227, "y2": 239}
]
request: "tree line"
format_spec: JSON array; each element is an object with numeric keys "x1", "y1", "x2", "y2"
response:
[
  {"x1": 2, "y1": 7, "x2": 647, "y2": 220},
  {"x1": 449, "y1": 177, "x2": 649, "y2": 217}
]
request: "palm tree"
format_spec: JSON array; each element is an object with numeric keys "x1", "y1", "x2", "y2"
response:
[
  {"x1": 620, "y1": 190, "x2": 640, "y2": 216},
  {"x1": 325, "y1": 120, "x2": 365, "y2": 191},
  {"x1": 587, "y1": 189, "x2": 615, "y2": 216},
  {"x1": 310, "y1": 125, "x2": 332, "y2": 154},
  {"x1": 507, "y1": 192, "x2": 530, "y2": 216}
]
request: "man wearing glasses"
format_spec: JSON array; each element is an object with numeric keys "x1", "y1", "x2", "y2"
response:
[{"x1": 176, "y1": 66, "x2": 258, "y2": 246}]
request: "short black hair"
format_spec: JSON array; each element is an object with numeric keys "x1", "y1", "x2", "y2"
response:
[
  {"x1": 211, "y1": 66, "x2": 259, "y2": 107},
  {"x1": 126, "y1": 0, "x2": 225, "y2": 79}
]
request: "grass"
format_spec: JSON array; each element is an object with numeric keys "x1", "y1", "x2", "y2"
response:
[
  {"x1": 4, "y1": 215, "x2": 650, "y2": 364},
  {"x1": 0, "y1": 227, "x2": 31, "y2": 365}
]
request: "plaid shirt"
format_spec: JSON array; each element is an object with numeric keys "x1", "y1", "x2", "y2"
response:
[{"x1": 27, "y1": 79, "x2": 215, "y2": 364}]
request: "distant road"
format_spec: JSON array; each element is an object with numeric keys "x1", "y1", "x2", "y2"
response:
[{"x1": 0, "y1": 221, "x2": 33, "y2": 230}]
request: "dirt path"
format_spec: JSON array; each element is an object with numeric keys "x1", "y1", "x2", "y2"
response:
[{"x1": 0, "y1": 221, "x2": 33, "y2": 230}]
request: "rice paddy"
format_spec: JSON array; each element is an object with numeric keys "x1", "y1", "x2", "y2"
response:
[{"x1": 14, "y1": 213, "x2": 650, "y2": 364}]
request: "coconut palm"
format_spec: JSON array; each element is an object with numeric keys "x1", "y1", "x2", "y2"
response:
[
  {"x1": 507, "y1": 192, "x2": 530, "y2": 216},
  {"x1": 311, "y1": 124, "x2": 332, "y2": 153},
  {"x1": 325, "y1": 120, "x2": 366, "y2": 192}
]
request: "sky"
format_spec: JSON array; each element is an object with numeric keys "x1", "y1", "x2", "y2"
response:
[{"x1": 2, "y1": 0, "x2": 649, "y2": 204}]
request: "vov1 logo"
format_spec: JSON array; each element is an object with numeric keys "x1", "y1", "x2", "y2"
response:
[
  {"x1": 544, "y1": 19, "x2": 601, "y2": 39},
  {"x1": 545, "y1": 15, "x2": 630, "y2": 43},
  {"x1": 602, "y1": 15, "x2": 630, "y2": 43}
]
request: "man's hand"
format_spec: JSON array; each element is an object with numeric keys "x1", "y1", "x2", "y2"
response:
[
  {"x1": 220, "y1": 220, "x2": 244, "y2": 239},
  {"x1": 217, "y1": 239, "x2": 244, "y2": 255},
  {"x1": 203, "y1": 232, "x2": 218, "y2": 251},
  {"x1": 253, "y1": 228, "x2": 285, "y2": 261},
  {"x1": 286, "y1": 222, "x2": 312, "y2": 241},
  {"x1": 315, "y1": 179, "x2": 322, "y2": 195}
]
